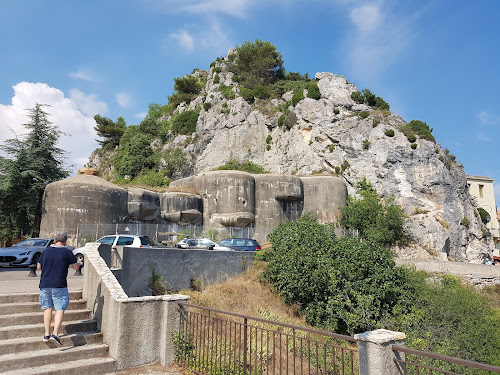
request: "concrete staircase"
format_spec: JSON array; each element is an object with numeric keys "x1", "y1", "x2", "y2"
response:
[{"x1": 0, "y1": 291, "x2": 117, "y2": 374}]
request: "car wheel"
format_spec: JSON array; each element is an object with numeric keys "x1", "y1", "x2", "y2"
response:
[
  {"x1": 31, "y1": 253, "x2": 40, "y2": 265},
  {"x1": 75, "y1": 253, "x2": 84, "y2": 265}
]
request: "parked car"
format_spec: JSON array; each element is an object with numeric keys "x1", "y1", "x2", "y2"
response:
[
  {"x1": 184, "y1": 238, "x2": 233, "y2": 251},
  {"x1": 72, "y1": 234, "x2": 154, "y2": 264},
  {"x1": 219, "y1": 238, "x2": 261, "y2": 251},
  {"x1": 176, "y1": 238, "x2": 190, "y2": 248},
  {"x1": 0, "y1": 238, "x2": 54, "y2": 267}
]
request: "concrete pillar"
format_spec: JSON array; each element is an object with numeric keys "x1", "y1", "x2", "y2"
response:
[{"x1": 354, "y1": 329, "x2": 406, "y2": 375}]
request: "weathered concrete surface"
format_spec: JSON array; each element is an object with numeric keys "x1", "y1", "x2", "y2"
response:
[
  {"x1": 83, "y1": 243, "x2": 189, "y2": 370},
  {"x1": 301, "y1": 176, "x2": 347, "y2": 223},
  {"x1": 128, "y1": 188, "x2": 160, "y2": 221},
  {"x1": 40, "y1": 175, "x2": 129, "y2": 242},
  {"x1": 160, "y1": 192, "x2": 203, "y2": 224},
  {"x1": 118, "y1": 247, "x2": 255, "y2": 296}
]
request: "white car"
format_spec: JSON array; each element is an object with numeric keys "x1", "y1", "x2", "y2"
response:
[
  {"x1": 183, "y1": 238, "x2": 234, "y2": 251},
  {"x1": 72, "y1": 234, "x2": 153, "y2": 264}
]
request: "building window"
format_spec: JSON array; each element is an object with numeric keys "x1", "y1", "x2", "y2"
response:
[{"x1": 479, "y1": 184, "x2": 484, "y2": 198}]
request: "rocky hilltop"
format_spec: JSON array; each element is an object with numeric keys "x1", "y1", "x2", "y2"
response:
[{"x1": 90, "y1": 51, "x2": 494, "y2": 263}]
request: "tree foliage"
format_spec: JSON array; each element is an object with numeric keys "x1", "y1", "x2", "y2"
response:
[
  {"x1": 170, "y1": 110, "x2": 199, "y2": 135},
  {"x1": 407, "y1": 120, "x2": 435, "y2": 143},
  {"x1": 339, "y1": 178, "x2": 406, "y2": 246},
  {"x1": 213, "y1": 159, "x2": 268, "y2": 174},
  {"x1": 93, "y1": 115, "x2": 126, "y2": 150},
  {"x1": 114, "y1": 133, "x2": 156, "y2": 179},
  {"x1": 264, "y1": 214, "x2": 413, "y2": 335},
  {"x1": 229, "y1": 40, "x2": 285, "y2": 88},
  {"x1": 0, "y1": 104, "x2": 69, "y2": 239}
]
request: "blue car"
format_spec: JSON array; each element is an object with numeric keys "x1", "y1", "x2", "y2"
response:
[
  {"x1": 219, "y1": 238, "x2": 261, "y2": 251},
  {"x1": 0, "y1": 238, "x2": 54, "y2": 267}
]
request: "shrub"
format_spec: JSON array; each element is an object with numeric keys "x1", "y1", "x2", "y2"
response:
[
  {"x1": 231, "y1": 74, "x2": 239, "y2": 82},
  {"x1": 265, "y1": 134, "x2": 272, "y2": 144},
  {"x1": 271, "y1": 80, "x2": 308, "y2": 99},
  {"x1": 400, "y1": 125, "x2": 417, "y2": 143},
  {"x1": 266, "y1": 144, "x2": 271, "y2": 151},
  {"x1": 372, "y1": 118, "x2": 380, "y2": 127},
  {"x1": 173, "y1": 75, "x2": 202, "y2": 95},
  {"x1": 203, "y1": 102, "x2": 212, "y2": 111},
  {"x1": 477, "y1": 207, "x2": 491, "y2": 224},
  {"x1": 408, "y1": 120, "x2": 435, "y2": 143},
  {"x1": 291, "y1": 90, "x2": 304, "y2": 107},
  {"x1": 278, "y1": 114, "x2": 285, "y2": 128},
  {"x1": 252, "y1": 84, "x2": 271, "y2": 99},
  {"x1": 239, "y1": 87, "x2": 254, "y2": 103},
  {"x1": 333, "y1": 107, "x2": 340, "y2": 115},
  {"x1": 411, "y1": 143, "x2": 417, "y2": 150},
  {"x1": 328, "y1": 144, "x2": 335, "y2": 152},
  {"x1": 358, "y1": 111, "x2": 370, "y2": 119},
  {"x1": 283, "y1": 112, "x2": 297, "y2": 130},
  {"x1": 362, "y1": 139, "x2": 371, "y2": 150},
  {"x1": 213, "y1": 74, "x2": 220, "y2": 84},
  {"x1": 168, "y1": 92, "x2": 196, "y2": 108},
  {"x1": 114, "y1": 133, "x2": 157, "y2": 179},
  {"x1": 170, "y1": 110, "x2": 199, "y2": 135},
  {"x1": 460, "y1": 217, "x2": 470, "y2": 227},
  {"x1": 340, "y1": 178, "x2": 406, "y2": 247},
  {"x1": 351, "y1": 91, "x2": 364, "y2": 104},
  {"x1": 306, "y1": 81, "x2": 321, "y2": 99},
  {"x1": 213, "y1": 159, "x2": 268, "y2": 174},
  {"x1": 219, "y1": 83, "x2": 235, "y2": 99},
  {"x1": 385, "y1": 129, "x2": 395, "y2": 137},
  {"x1": 131, "y1": 169, "x2": 170, "y2": 187},
  {"x1": 213, "y1": 67, "x2": 222, "y2": 73}
]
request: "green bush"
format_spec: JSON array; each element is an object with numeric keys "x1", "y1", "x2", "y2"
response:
[
  {"x1": 306, "y1": 81, "x2": 321, "y2": 99},
  {"x1": 264, "y1": 214, "x2": 413, "y2": 334},
  {"x1": 173, "y1": 75, "x2": 202, "y2": 95},
  {"x1": 411, "y1": 143, "x2": 417, "y2": 149},
  {"x1": 385, "y1": 129, "x2": 395, "y2": 137},
  {"x1": 399, "y1": 125, "x2": 417, "y2": 143},
  {"x1": 358, "y1": 111, "x2": 370, "y2": 119},
  {"x1": 271, "y1": 80, "x2": 308, "y2": 99},
  {"x1": 213, "y1": 159, "x2": 268, "y2": 174},
  {"x1": 333, "y1": 107, "x2": 340, "y2": 115},
  {"x1": 239, "y1": 87, "x2": 254, "y2": 103},
  {"x1": 252, "y1": 84, "x2": 271, "y2": 99},
  {"x1": 170, "y1": 110, "x2": 199, "y2": 135},
  {"x1": 460, "y1": 217, "x2": 470, "y2": 227},
  {"x1": 266, "y1": 144, "x2": 271, "y2": 151},
  {"x1": 213, "y1": 67, "x2": 222, "y2": 73},
  {"x1": 278, "y1": 114, "x2": 285, "y2": 128},
  {"x1": 372, "y1": 119, "x2": 380, "y2": 127},
  {"x1": 328, "y1": 144, "x2": 335, "y2": 152},
  {"x1": 351, "y1": 91, "x2": 365, "y2": 104},
  {"x1": 477, "y1": 207, "x2": 491, "y2": 224},
  {"x1": 213, "y1": 74, "x2": 220, "y2": 84},
  {"x1": 340, "y1": 177, "x2": 406, "y2": 247},
  {"x1": 283, "y1": 112, "x2": 297, "y2": 130},
  {"x1": 114, "y1": 133, "x2": 157, "y2": 179},
  {"x1": 291, "y1": 90, "x2": 304, "y2": 107},
  {"x1": 265, "y1": 134, "x2": 272, "y2": 144},
  {"x1": 362, "y1": 139, "x2": 371, "y2": 150},
  {"x1": 168, "y1": 92, "x2": 197, "y2": 108},
  {"x1": 131, "y1": 169, "x2": 170, "y2": 187},
  {"x1": 219, "y1": 84, "x2": 236, "y2": 99},
  {"x1": 160, "y1": 147, "x2": 187, "y2": 177},
  {"x1": 203, "y1": 102, "x2": 212, "y2": 111},
  {"x1": 408, "y1": 120, "x2": 435, "y2": 143}
]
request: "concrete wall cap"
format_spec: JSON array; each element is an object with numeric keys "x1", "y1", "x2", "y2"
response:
[
  {"x1": 118, "y1": 295, "x2": 190, "y2": 303},
  {"x1": 354, "y1": 329, "x2": 406, "y2": 344}
]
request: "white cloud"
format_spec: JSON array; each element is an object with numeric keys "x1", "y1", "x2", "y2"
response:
[
  {"x1": 477, "y1": 110, "x2": 500, "y2": 126},
  {"x1": 475, "y1": 131, "x2": 492, "y2": 143},
  {"x1": 68, "y1": 69, "x2": 95, "y2": 82},
  {"x1": 169, "y1": 29, "x2": 195, "y2": 52},
  {"x1": 135, "y1": 112, "x2": 147, "y2": 120},
  {"x1": 69, "y1": 89, "x2": 108, "y2": 117},
  {"x1": 350, "y1": 4, "x2": 382, "y2": 33},
  {"x1": 0, "y1": 82, "x2": 101, "y2": 173},
  {"x1": 116, "y1": 92, "x2": 132, "y2": 108}
]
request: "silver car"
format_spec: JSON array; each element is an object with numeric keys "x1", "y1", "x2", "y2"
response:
[{"x1": 0, "y1": 238, "x2": 54, "y2": 267}]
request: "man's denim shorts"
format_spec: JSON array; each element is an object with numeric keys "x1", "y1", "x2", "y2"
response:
[{"x1": 39, "y1": 288, "x2": 70, "y2": 311}]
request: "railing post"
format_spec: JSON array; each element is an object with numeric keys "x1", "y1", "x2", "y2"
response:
[
  {"x1": 354, "y1": 329, "x2": 406, "y2": 375},
  {"x1": 243, "y1": 317, "x2": 248, "y2": 375}
]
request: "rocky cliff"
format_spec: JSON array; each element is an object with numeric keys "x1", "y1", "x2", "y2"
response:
[{"x1": 90, "y1": 53, "x2": 494, "y2": 263}]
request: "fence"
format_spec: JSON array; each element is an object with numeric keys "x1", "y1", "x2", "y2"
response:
[
  {"x1": 175, "y1": 302, "x2": 358, "y2": 375},
  {"x1": 392, "y1": 346, "x2": 500, "y2": 375},
  {"x1": 75, "y1": 223, "x2": 255, "y2": 247}
]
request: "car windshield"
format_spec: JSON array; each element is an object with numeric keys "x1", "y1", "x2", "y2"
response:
[
  {"x1": 140, "y1": 236, "x2": 151, "y2": 246},
  {"x1": 13, "y1": 239, "x2": 49, "y2": 247}
]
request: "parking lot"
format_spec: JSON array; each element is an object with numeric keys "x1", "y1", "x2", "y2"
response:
[{"x1": 0, "y1": 266, "x2": 83, "y2": 295}]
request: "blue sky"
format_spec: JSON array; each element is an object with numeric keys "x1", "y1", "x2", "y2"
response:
[{"x1": 1, "y1": 0, "x2": 500, "y2": 200}]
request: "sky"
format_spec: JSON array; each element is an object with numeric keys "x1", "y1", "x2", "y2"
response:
[{"x1": 1, "y1": 0, "x2": 500, "y2": 199}]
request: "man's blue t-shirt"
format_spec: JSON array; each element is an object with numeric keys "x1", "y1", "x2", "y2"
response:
[{"x1": 38, "y1": 245, "x2": 77, "y2": 288}]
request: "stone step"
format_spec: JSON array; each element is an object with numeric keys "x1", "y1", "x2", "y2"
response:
[
  {"x1": 0, "y1": 290, "x2": 82, "y2": 304},
  {"x1": 0, "y1": 319, "x2": 98, "y2": 340},
  {"x1": 1, "y1": 357, "x2": 117, "y2": 375},
  {"x1": 0, "y1": 299, "x2": 87, "y2": 314},
  {"x1": 0, "y1": 331, "x2": 103, "y2": 355},
  {"x1": 0, "y1": 309, "x2": 91, "y2": 328},
  {"x1": 0, "y1": 343, "x2": 110, "y2": 372}
]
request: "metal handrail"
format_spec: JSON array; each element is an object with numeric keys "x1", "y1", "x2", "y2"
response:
[
  {"x1": 393, "y1": 345, "x2": 500, "y2": 373},
  {"x1": 178, "y1": 302, "x2": 358, "y2": 343}
]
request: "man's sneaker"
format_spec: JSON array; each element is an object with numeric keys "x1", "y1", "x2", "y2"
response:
[
  {"x1": 43, "y1": 335, "x2": 50, "y2": 342},
  {"x1": 50, "y1": 334, "x2": 63, "y2": 345}
]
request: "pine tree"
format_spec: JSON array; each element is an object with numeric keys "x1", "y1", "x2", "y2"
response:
[{"x1": 94, "y1": 114, "x2": 126, "y2": 150}]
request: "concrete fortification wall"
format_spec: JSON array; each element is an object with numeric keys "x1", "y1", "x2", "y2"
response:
[{"x1": 41, "y1": 170, "x2": 347, "y2": 243}]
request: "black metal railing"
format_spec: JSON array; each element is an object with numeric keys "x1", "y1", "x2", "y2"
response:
[
  {"x1": 175, "y1": 302, "x2": 358, "y2": 375},
  {"x1": 393, "y1": 346, "x2": 500, "y2": 375}
]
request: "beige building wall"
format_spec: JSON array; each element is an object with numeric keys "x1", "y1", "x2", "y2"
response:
[{"x1": 466, "y1": 175, "x2": 500, "y2": 238}]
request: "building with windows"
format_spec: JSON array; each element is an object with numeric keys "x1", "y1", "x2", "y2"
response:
[{"x1": 466, "y1": 175, "x2": 500, "y2": 249}]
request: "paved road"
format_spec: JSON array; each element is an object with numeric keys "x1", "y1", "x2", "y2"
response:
[{"x1": 0, "y1": 266, "x2": 84, "y2": 295}]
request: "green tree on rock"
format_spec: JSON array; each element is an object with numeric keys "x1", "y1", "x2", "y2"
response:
[
  {"x1": 94, "y1": 114, "x2": 126, "y2": 150},
  {"x1": 0, "y1": 104, "x2": 69, "y2": 239}
]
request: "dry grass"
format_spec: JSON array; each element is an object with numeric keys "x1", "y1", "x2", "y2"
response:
[{"x1": 180, "y1": 262, "x2": 306, "y2": 326}]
